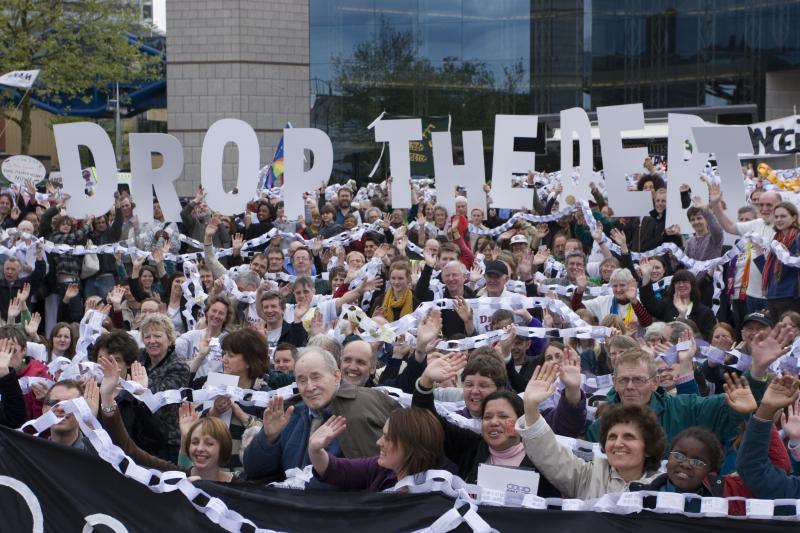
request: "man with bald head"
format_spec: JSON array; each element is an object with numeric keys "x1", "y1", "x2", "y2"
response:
[
  {"x1": 709, "y1": 185, "x2": 779, "y2": 313},
  {"x1": 340, "y1": 340, "x2": 376, "y2": 387}
]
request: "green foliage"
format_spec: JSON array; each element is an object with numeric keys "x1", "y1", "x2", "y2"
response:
[{"x1": 0, "y1": 0, "x2": 162, "y2": 153}]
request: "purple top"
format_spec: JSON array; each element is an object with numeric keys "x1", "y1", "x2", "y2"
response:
[{"x1": 315, "y1": 455, "x2": 397, "y2": 492}]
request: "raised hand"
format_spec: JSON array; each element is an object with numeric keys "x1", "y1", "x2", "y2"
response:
[
  {"x1": 591, "y1": 221, "x2": 604, "y2": 242},
  {"x1": 232, "y1": 233, "x2": 244, "y2": 256},
  {"x1": 523, "y1": 361, "x2": 559, "y2": 424},
  {"x1": 780, "y1": 398, "x2": 800, "y2": 442},
  {"x1": 262, "y1": 395, "x2": 295, "y2": 443},
  {"x1": 638, "y1": 257, "x2": 652, "y2": 283},
  {"x1": 416, "y1": 308, "x2": 443, "y2": 354},
  {"x1": 83, "y1": 378, "x2": 100, "y2": 417},
  {"x1": 7, "y1": 297, "x2": 21, "y2": 322},
  {"x1": 722, "y1": 373, "x2": 757, "y2": 415},
  {"x1": 532, "y1": 247, "x2": 550, "y2": 266},
  {"x1": 453, "y1": 296, "x2": 473, "y2": 325},
  {"x1": 517, "y1": 248, "x2": 534, "y2": 281},
  {"x1": 423, "y1": 248, "x2": 438, "y2": 269},
  {"x1": 308, "y1": 415, "x2": 347, "y2": 453},
  {"x1": 559, "y1": 358, "x2": 582, "y2": 405},
  {"x1": 179, "y1": 401, "x2": 199, "y2": 438},
  {"x1": 25, "y1": 312, "x2": 42, "y2": 337},
  {"x1": 129, "y1": 361, "x2": 149, "y2": 389},
  {"x1": 610, "y1": 227, "x2": 628, "y2": 252},
  {"x1": 0, "y1": 338, "x2": 14, "y2": 378},
  {"x1": 535, "y1": 223, "x2": 549, "y2": 239},
  {"x1": 17, "y1": 283, "x2": 31, "y2": 303},
  {"x1": 624, "y1": 281, "x2": 638, "y2": 302},
  {"x1": 421, "y1": 352, "x2": 468, "y2": 387},
  {"x1": 98, "y1": 355, "x2": 121, "y2": 402},
  {"x1": 707, "y1": 183, "x2": 722, "y2": 206},
  {"x1": 469, "y1": 263, "x2": 482, "y2": 283},
  {"x1": 107, "y1": 285, "x2": 125, "y2": 309},
  {"x1": 758, "y1": 375, "x2": 800, "y2": 417},
  {"x1": 575, "y1": 273, "x2": 588, "y2": 290},
  {"x1": 750, "y1": 322, "x2": 795, "y2": 378}
]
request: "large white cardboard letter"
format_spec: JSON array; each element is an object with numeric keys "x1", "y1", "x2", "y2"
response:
[
  {"x1": 665, "y1": 114, "x2": 709, "y2": 230},
  {"x1": 374, "y1": 119, "x2": 422, "y2": 209},
  {"x1": 692, "y1": 125, "x2": 751, "y2": 233},
  {"x1": 128, "y1": 133, "x2": 184, "y2": 224},
  {"x1": 200, "y1": 119, "x2": 260, "y2": 215},
  {"x1": 431, "y1": 130, "x2": 486, "y2": 215},
  {"x1": 559, "y1": 107, "x2": 593, "y2": 205},
  {"x1": 597, "y1": 104, "x2": 652, "y2": 217},
  {"x1": 490, "y1": 115, "x2": 537, "y2": 209},
  {"x1": 283, "y1": 128, "x2": 333, "y2": 220},
  {"x1": 53, "y1": 122, "x2": 117, "y2": 218}
]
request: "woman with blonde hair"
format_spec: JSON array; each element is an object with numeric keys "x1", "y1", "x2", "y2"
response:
[{"x1": 138, "y1": 312, "x2": 190, "y2": 461}]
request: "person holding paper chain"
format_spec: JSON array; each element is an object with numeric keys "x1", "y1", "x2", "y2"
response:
[
  {"x1": 582, "y1": 333, "x2": 792, "y2": 465},
  {"x1": 734, "y1": 372, "x2": 800, "y2": 500},
  {"x1": 708, "y1": 182, "x2": 780, "y2": 314},
  {"x1": 40, "y1": 378, "x2": 100, "y2": 455},
  {"x1": 89, "y1": 330, "x2": 166, "y2": 454},
  {"x1": 243, "y1": 347, "x2": 398, "y2": 484},
  {"x1": 137, "y1": 312, "x2": 190, "y2": 462},
  {"x1": 0, "y1": 337, "x2": 27, "y2": 428},
  {"x1": 752, "y1": 201, "x2": 800, "y2": 320},
  {"x1": 516, "y1": 361, "x2": 664, "y2": 499},
  {"x1": 97, "y1": 354, "x2": 243, "y2": 483},
  {"x1": 638, "y1": 261, "x2": 717, "y2": 341},
  {"x1": 307, "y1": 407, "x2": 449, "y2": 492},
  {"x1": 572, "y1": 268, "x2": 653, "y2": 328},
  {"x1": 193, "y1": 328, "x2": 290, "y2": 472},
  {"x1": 1, "y1": 324, "x2": 50, "y2": 420}
]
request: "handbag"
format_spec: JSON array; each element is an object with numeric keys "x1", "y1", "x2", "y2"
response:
[{"x1": 81, "y1": 239, "x2": 100, "y2": 279}]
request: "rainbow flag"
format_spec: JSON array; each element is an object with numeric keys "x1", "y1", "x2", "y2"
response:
[{"x1": 263, "y1": 122, "x2": 291, "y2": 188}]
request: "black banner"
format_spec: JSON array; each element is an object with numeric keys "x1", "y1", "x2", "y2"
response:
[{"x1": 0, "y1": 426, "x2": 797, "y2": 532}]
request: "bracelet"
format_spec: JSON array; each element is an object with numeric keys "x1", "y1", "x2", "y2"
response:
[
  {"x1": 101, "y1": 402, "x2": 117, "y2": 415},
  {"x1": 415, "y1": 378, "x2": 434, "y2": 395}
]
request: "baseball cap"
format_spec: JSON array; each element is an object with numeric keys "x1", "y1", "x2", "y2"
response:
[
  {"x1": 510, "y1": 235, "x2": 528, "y2": 245},
  {"x1": 484, "y1": 260, "x2": 509, "y2": 277},
  {"x1": 742, "y1": 312, "x2": 773, "y2": 328}
]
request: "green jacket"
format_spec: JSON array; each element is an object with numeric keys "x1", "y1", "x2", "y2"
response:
[{"x1": 586, "y1": 372, "x2": 767, "y2": 457}]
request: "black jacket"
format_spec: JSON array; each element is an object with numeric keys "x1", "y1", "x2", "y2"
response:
[
  {"x1": 640, "y1": 282, "x2": 717, "y2": 341},
  {"x1": 412, "y1": 385, "x2": 560, "y2": 496},
  {"x1": 0, "y1": 370, "x2": 26, "y2": 428},
  {"x1": 415, "y1": 264, "x2": 476, "y2": 338}
]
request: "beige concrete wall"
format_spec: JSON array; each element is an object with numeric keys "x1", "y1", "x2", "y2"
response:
[{"x1": 166, "y1": 0, "x2": 310, "y2": 196}]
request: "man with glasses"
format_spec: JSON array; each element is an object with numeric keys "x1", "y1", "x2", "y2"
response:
[
  {"x1": 584, "y1": 345, "x2": 778, "y2": 458},
  {"x1": 709, "y1": 184, "x2": 779, "y2": 313}
]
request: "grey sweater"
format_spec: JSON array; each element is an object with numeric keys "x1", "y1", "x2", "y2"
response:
[{"x1": 684, "y1": 207, "x2": 724, "y2": 261}]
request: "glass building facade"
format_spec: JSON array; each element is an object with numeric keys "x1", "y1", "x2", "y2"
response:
[{"x1": 310, "y1": 0, "x2": 800, "y2": 181}]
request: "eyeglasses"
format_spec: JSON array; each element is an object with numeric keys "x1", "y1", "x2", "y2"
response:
[
  {"x1": 614, "y1": 375, "x2": 653, "y2": 387},
  {"x1": 669, "y1": 451, "x2": 708, "y2": 468},
  {"x1": 43, "y1": 399, "x2": 61, "y2": 407}
]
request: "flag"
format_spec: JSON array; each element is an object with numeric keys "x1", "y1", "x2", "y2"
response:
[
  {"x1": 0, "y1": 69, "x2": 40, "y2": 90},
  {"x1": 263, "y1": 122, "x2": 292, "y2": 188}
]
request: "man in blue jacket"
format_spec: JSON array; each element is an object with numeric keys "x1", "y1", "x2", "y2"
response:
[{"x1": 243, "y1": 347, "x2": 398, "y2": 483}]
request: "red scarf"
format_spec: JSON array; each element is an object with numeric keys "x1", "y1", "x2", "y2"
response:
[{"x1": 762, "y1": 228, "x2": 799, "y2": 292}]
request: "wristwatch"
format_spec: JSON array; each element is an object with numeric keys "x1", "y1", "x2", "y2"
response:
[{"x1": 101, "y1": 402, "x2": 117, "y2": 415}]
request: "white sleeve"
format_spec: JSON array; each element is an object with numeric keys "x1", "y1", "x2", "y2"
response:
[{"x1": 174, "y1": 332, "x2": 193, "y2": 362}]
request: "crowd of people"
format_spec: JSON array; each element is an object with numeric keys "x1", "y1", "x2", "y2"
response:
[{"x1": 1, "y1": 158, "x2": 800, "y2": 518}]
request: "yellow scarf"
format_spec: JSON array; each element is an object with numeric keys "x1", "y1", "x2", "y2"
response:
[{"x1": 383, "y1": 288, "x2": 414, "y2": 322}]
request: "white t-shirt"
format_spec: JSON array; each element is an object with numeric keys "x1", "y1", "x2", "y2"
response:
[
  {"x1": 736, "y1": 218, "x2": 775, "y2": 299},
  {"x1": 174, "y1": 328, "x2": 228, "y2": 379}
]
